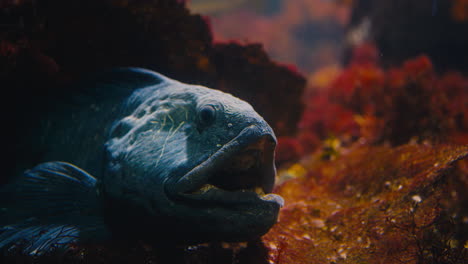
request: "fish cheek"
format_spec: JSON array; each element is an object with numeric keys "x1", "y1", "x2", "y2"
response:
[
  {"x1": 102, "y1": 135, "x2": 158, "y2": 206},
  {"x1": 104, "y1": 121, "x2": 196, "y2": 216}
]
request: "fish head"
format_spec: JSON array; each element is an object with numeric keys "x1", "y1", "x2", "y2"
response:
[{"x1": 103, "y1": 80, "x2": 283, "y2": 242}]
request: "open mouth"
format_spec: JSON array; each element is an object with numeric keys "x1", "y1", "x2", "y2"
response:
[{"x1": 165, "y1": 125, "x2": 284, "y2": 207}]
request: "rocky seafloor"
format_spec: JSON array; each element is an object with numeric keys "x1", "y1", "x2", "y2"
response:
[{"x1": 1, "y1": 0, "x2": 468, "y2": 263}]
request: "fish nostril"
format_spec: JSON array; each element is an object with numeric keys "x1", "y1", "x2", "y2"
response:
[
  {"x1": 265, "y1": 136, "x2": 277, "y2": 148},
  {"x1": 134, "y1": 109, "x2": 147, "y2": 118},
  {"x1": 110, "y1": 120, "x2": 133, "y2": 138}
]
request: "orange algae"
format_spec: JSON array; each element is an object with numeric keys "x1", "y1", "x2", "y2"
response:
[{"x1": 266, "y1": 144, "x2": 468, "y2": 264}]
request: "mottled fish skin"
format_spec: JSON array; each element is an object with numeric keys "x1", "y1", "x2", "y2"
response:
[{"x1": 0, "y1": 68, "x2": 282, "y2": 254}]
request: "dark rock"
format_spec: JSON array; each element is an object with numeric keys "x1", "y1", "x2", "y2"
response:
[
  {"x1": 345, "y1": 0, "x2": 468, "y2": 73},
  {"x1": 0, "y1": 0, "x2": 305, "y2": 182}
]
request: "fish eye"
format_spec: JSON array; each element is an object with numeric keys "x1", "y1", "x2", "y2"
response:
[{"x1": 198, "y1": 105, "x2": 216, "y2": 126}]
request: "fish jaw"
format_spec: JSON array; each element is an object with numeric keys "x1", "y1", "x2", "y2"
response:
[
  {"x1": 160, "y1": 124, "x2": 283, "y2": 241},
  {"x1": 166, "y1": 124, "x2": 281, "y2": 202}
]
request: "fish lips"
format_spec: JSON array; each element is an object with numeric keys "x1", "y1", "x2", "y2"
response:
[{"x1": 164, "y1": 125, "x2": 284, "y2": 209}]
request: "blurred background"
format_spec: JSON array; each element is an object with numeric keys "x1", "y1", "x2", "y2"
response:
[
  {"x1": 188, "y1": 0, "x2": 468, "y2": 75},
  {"x1": 1, "y1": 1, "x2": 468, "y2": 262},
  {"x1": 189, "y1": 0, "x2": 350, "y2": 75},
  {"x1": 185, "y1": 0, "x2": 468, "y2": 164}
]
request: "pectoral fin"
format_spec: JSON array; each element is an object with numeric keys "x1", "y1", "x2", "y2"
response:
[{"x1": 0, "y1": 162, "x2": 110, "y2": 255}]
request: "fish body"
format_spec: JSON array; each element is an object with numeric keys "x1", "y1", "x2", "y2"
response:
[{"x1": 0, "y1": 68, "x2": 283, "y2": 255}]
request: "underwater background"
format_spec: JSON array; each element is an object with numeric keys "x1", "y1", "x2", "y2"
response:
[{"x1": 1, "y1": 0, "x2": 467, "y2": 263}]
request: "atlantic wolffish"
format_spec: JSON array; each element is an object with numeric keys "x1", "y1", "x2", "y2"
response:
[{"x1": 0, "y1": 68, "x2": 283, "y2": 255}]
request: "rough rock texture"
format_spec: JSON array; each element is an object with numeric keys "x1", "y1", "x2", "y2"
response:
[
  {"x1": 268, "y1": 144, "x2": 468, "y2": 264},
  {"x1": 2, "y1": 144, "x2": 467, "y2": 264},
  {"x1": 272, "y1": 51, "x2": 468, "y2": 264}
]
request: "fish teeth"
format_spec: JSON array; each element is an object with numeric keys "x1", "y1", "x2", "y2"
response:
[
  {"x1": 254, "y1": 187, "x2": 265, "y2": 195},
  {"x1": 191, "y1": 184, "x2": 216, "y2": 194},
  {"x1": 260, "y1": 194, "x2": 284, "y2": 207},
  {"x1": 238, "y1": 187, "x2": 265, "y2": 195},
  {"x1": 190, "y1": 185, "x2": 266, "y2": 196}
]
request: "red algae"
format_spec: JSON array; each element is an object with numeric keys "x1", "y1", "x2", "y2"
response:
[
  {"x1": 272, "y1": 47, "x2": 468, "y2": 264},
  {"x1": 294, "y1": 52, "x2": 468, "y2": 151}
]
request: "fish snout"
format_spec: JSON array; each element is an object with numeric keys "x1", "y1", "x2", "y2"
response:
[{"x1": 165, "y1": 124, "x2": 280, "y2": 206}]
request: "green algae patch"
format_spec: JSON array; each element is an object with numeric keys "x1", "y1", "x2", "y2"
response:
[{"x1": 265, "y1": 144, "x2": 468, "y2": 264}]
